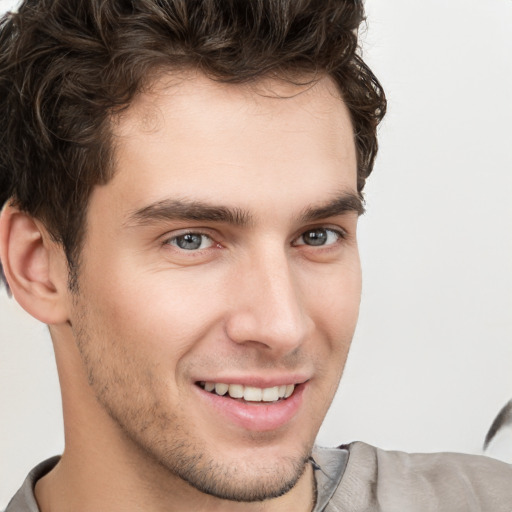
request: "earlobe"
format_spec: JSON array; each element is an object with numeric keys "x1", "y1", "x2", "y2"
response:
[{"x1": 0, "y1": 205, "x2": 69, "y2": 325}]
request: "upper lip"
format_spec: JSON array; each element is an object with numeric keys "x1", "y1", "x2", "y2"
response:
[{"x1": 194, "y1": 374, "x2": 311, "y2": 388}]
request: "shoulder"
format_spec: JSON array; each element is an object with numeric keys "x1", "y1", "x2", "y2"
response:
[
  {"x1": 4, "y1": 457, "x2": 60, "y2": 512},
  {"x1": 327, "y1": 442, "x2": 512, "y2": 512}
]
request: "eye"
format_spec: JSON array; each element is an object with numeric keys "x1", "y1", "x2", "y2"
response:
[
  {"x1": 166, "y1": 232, "x2": 214, "y2": 251},
  {"x1": 294, "y1": 227, "x2": 343, "y2": 247}
]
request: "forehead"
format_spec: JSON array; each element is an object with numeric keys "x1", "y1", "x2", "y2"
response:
[
  {"x1": 101, "y1": 71, "x2": 357, "y2": 220},
  {"x1": 122, "y1": 70, "x2": 350, "y2": 129}
]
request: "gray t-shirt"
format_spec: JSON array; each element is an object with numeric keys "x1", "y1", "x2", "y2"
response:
[{"x1": 5, "y1": 443, "x2": 512, "y2": 511}]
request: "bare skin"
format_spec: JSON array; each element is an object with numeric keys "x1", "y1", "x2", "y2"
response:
[{"x1": 0, "y1": 72, "x2": 361, "y2": 511}]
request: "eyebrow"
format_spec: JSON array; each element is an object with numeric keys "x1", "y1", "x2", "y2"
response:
[
  {"x1": 300, "y1": 192, "x2": 365, "y2": 221},
  {"x1": 125, "y1": 191, "x2": 364, "y2": 228},
  {"x1": 125, "y1": 199, "x2": 252, "y2": 227}
]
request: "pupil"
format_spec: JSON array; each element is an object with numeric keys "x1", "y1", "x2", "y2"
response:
[
  {"x1": 304, "y1": 229, "x2": 327, "y2": 246},
  {"x1": 177, "y1": 233, "x2": 202, "y2": 250}
]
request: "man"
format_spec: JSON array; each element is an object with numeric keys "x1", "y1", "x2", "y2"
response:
[{"x1": 0, "y1": 1, "x2": 511, "y2": 511}]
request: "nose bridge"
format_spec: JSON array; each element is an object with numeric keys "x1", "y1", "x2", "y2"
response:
[{"x1": 226, "y1": 243, "x2": 308, "y2": 353}]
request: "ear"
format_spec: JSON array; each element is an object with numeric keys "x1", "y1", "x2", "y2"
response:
[{"x1": 0, "y1": 204, "x2": 70, "y2": 325}]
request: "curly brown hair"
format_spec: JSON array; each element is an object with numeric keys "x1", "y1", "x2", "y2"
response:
[{"x1": 0, "y1": 0, "x2": 386, "y2": 289}]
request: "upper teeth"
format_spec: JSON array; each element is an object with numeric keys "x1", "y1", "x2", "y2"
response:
[{"x1": 201, "y1": 382, "x2": 295, "y2": 402}]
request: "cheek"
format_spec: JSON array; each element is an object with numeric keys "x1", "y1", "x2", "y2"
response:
[
  {"x1": 300, "y1": 259, "x2": 361, "y2": 397},
  {"x1": 303, "y1": 258, "x2": 362, "y2": 335},
  {"x1": 84, "y1": 265, "x2": 226, "y2": 363}
]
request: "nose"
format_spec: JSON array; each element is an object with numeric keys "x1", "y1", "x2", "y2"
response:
[{"x1": 224, "y1": 247, "x2": 310, "y2": 356}]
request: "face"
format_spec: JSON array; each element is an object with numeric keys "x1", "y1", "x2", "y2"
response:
[{"x1": 68, "y1": 72, "x2": 361, "y2": 501}]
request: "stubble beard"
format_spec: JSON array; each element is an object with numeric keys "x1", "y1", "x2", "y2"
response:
[
  {"x1": 71, "y1": 301, "x2": 314, "y2": 503},
  {"x1": 154, "y1": 436, "x2": 312, "y2": 502}
]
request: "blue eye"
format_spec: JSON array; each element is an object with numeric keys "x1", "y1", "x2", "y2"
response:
[
  {"x1": 167, "y1": 233, "x2": 214, "y2": 251},
  {"x1": 295, "y1": 228, "x2": 342, "y2": 247}
]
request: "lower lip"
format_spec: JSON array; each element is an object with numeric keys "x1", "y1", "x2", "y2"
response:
[{"x1": 195, "y1": 383, "x2": 306, "y2": 432}]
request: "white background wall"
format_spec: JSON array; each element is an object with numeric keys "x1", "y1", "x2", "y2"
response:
[{"x1": 1, "y1": 0, "x2": 511, "y2": 507}]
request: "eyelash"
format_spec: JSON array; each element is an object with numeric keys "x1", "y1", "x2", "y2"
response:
[
  {"x1": 164, "y1": 230, "x2": 217, "y2": 251},
  {"x1": 292, "y1": 227, "x2": 346, "y2": 248},
  {"x1": 163, "y1": 226, "x2": 347, "y2": 253}
]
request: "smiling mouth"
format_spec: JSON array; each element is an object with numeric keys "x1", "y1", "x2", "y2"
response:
[{"x1": 197, "y1": 382, "x2": 296, "y2": 403}]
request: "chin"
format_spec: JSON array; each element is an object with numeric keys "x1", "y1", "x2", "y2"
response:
[{"x1": 171, "y1": 449, "x2": 311, "y2": 502}]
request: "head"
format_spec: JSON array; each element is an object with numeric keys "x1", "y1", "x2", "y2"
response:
[
  {"x1": 0, "y1": 0, "x2": 384, "y2": 289},
  {"x1": 0, "y1": 0, "x2": 385, "y2": 506}
]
